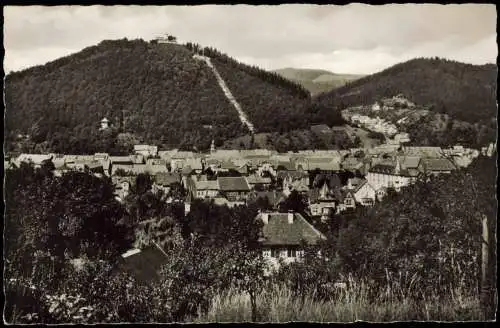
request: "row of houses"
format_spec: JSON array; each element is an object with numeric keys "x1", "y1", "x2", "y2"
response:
[
  {"x1": 7, "y1": 142, "x2": 480, "y2": 214},
  {"x1": 348, "y1": 114, "x2": 399, "y2": 137}
]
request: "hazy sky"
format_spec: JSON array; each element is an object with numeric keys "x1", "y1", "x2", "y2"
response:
[{"x1": 4, "y1": 4, "x2": 497, "y2": 75}]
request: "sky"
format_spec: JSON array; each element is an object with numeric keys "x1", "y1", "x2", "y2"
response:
[{"x1": 3, "y1": 4, "x2": 497, "y2": 75}]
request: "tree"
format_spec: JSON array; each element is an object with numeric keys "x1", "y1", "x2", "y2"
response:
[
  {"x1": 278, "y1": 190, "x2": 308, "y2": 215},
  {"x1": 135, "y1": 173, "x2": 153, "y2": 195},
  {"x1": 329, "y1": 159, "x2": 496, "y2": 307},
  {"x1": 4, "y1": 165, "x2": 135, "y2": 323}
]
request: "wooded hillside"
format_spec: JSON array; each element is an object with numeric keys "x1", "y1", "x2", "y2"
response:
[
  {"x1": 315, "y1": 58, "x2": 497, "y2": 125},
  {"x1": 5, "y1": 38, "x2": 343, "y2": 154}
]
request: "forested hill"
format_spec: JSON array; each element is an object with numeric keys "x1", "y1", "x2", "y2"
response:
[
  {"x1": 5, "y1": 38, "x2": 340, "y2": 154},
  {"x1": 314, "y1": 57, "x2": 498, "y2": 125}
]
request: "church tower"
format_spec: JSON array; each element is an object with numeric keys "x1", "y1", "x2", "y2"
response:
[
  {"x1": 395, "y1": 156, "x2": 402, "y2": 175},
  {"x1": 319, "y1": 181, "x2": 330, "y2": 200}
]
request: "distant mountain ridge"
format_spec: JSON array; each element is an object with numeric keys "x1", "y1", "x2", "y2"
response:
[{"x1": 273, "y1": 67, "x2": 364, "y2": 95}]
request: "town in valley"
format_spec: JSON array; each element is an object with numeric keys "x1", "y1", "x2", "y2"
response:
[{"x1": 3, "y1": 4, "x2": 497, "y2": 324}]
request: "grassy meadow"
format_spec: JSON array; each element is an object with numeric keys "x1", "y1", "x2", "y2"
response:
[{"x1": 188, "y1": 279, "x2": 484, "y2": 323}]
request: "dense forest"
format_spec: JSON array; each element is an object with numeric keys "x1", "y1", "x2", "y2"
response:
[
  {"x1": 187, "y1": 43, "x2": 344, "y2": 133},
  {"x1": 5, "y1": 38, "x2": 345, "y2": 155},
  {"x1": 315, "y1": 57, "x2": 497, "y2": 125},
  {"x1": 5, "y1": 38, "x2": 247, "y2": 153}
]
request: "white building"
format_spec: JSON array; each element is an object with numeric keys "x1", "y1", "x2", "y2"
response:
[
  {"x1": 366, "y1": 157, "x2": 421, "y2": 192},
  {"x1": 100, "y1": 117, "x2": 110, "y2": 130}
]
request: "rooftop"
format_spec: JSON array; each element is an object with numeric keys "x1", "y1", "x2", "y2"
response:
[
  {"x1": 154, "y1": 172, "x2": 181, "y2": 186},
  {"x1": 118, "y1": 244, "x2": 168, "y2": 282},
  {"x1": 194, "y1": 179, "x2": 219, "y2": 190},
  {"x1": 258, "y1": 212, "x2": 326, "y2": 246},
  {"x1": 421, "y1": 158, "x2": 456, "y2": 172},
  {"x1": 217, "y1": 176, "x2": 251, "y2": 192}
]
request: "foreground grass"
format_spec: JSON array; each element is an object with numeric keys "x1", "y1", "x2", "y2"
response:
[{"x1": 188, "y1": 283, "x2": 484, "y2": 322}]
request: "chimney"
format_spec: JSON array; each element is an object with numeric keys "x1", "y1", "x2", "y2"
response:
[
  {"x1": 261, "y1": 213, "x2": 269, "y2": 224},
  {"x1": 347, "y1": 178, "x2": 353, "y2": 190},
  {"x1": 288, "y1": 212, "x2": 294, "y2": 224}
]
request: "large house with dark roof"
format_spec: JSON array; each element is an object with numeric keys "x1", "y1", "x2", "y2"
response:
[
  {"x1": 419, "y1": 158, "x2": 456, "y2": 175},
  {"x1": 152, "y1": 173, "x2": 182, "y2": 195},
  {"x1": 257, "y1": 211, "x2": 326, "y2": 268},
  {"x1": 217, "y1": 176, "x2": 251, "y2": 201},
  {"x1": 193, "y1": 179, "x2": 219, "y2": 199}
]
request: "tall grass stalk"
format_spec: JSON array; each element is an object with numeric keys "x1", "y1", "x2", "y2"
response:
[{"x1": 190, "y1": 278, "x2": 484, "y2": 323}]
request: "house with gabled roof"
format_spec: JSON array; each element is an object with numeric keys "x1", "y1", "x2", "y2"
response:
[
  {"x1": 419, "y1": 158, "x2": 456, "y2": 175},
  {"x1": 193, "y1": 178, "x2": 219, "y2": 199},
  {"x1": 308, "y1": 182, "x2": 337, "y2": 222},
  {"x1": 344, "y1": 178, "x2": 376, "y2": 206},
  {"x1": 366, "y1": 156, "x2": 421, "y2": 192},
  {"x1": 246, "y1": 174, "x2": 272, "y2": 191},
  {"x1": 185, "y1": 158, "x2": 203, "y2": 173},
  {"x1": 217, "y1": 176, "x2": 251, "y2": 202},
  {"x1": 257, "y1": 211, "x2": 326, "y2": 269},
  {"x1": 338, "y1": 189, "x2": 356, "y2": 213},
  {"x1": 152, "y1": 172, "x2": 182, "y2": 195},
  {"x1": 341, "y1": 156, "x2": 364, "y2": 174}
]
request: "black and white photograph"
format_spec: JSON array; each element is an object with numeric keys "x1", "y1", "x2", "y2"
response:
[{"x1": 3, "y1": 3, "x2": 497, "y2": 323}]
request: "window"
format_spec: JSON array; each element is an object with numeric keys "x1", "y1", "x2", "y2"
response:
[
  {"x1": 287, "y1": 249, "x2": 297, "y2": 258},
  {"x1": 363, "y1": 198, "x2": 374, "y2": 206},
  {"x1": 297, "y1": 250, "x2": 304, "y2": 258},
  {"x1": 263, "y1": 249, "x2": 271, "y2": 258},
  {"x1": 271, "y1": 249, "x2": 280, "y2": 258}
]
